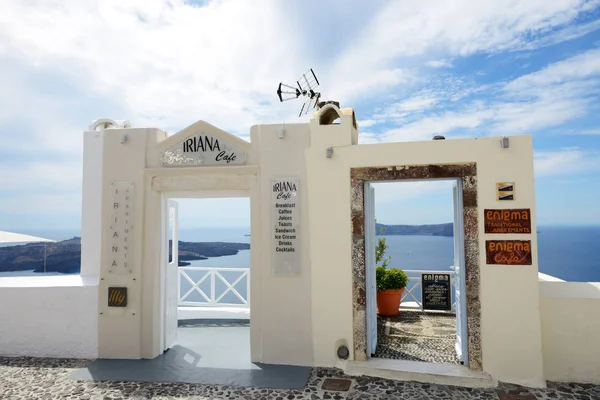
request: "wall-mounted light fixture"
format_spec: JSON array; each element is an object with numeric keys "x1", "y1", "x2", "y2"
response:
[
  {"x1": 337, "y1": 345, "x2": 349, "y2": 360},
  {"x1": 500, "y1": 136, "x2": 509, "y2": 148},
  {"x1": 120, "y1": 133, "x2": 129, "y2": 144},
  {"x1": 278, "y1": 122, "x2": 285, "y2": 139},
  {"x1": 326, "y1": 147, "x2": 334, "y2": 158}
]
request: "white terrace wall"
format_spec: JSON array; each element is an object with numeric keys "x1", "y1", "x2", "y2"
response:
[
  {"x1": 539, "y1": 279, "x2": 600, "y2": 384},
  {"x1": 0, "y1": 276, "x2": 98, "y2": 358},
  {"x1": 305, "y1": 111, "x2": 546, "y2": 387}
]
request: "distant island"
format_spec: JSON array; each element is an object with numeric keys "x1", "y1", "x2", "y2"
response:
[
  {"x1": 376, "y1": 223, "x2": 453, "y2": 237},
  {"x1": 0, "y1": 237, "x2": 250, "y2": 274},
  {"x1": 0, "y1": 224, "x2": 450, "y2": 274},
  {"x1": 174, "y1": 240, "x2": 250, "y2": 266}
]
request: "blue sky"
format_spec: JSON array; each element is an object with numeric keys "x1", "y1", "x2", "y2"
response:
[{"x1": 1, "y1": 0, "x2": 600, "y2": 232}]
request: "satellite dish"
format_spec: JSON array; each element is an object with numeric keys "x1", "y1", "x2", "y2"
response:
[{"x1": 277, "y1": 69, "x2": 324, "y2": 117}]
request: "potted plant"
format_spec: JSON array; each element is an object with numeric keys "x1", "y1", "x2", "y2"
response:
[{"x1": 375, "y1": 228, "x2": 408, "y2": 316}]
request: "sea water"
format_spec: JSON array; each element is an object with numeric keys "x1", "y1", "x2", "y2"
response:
[{"x1": 2, "y1": 226, "x2": 599, "y2": 283}]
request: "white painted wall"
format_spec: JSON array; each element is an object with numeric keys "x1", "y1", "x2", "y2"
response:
[
  {"x1": 249, "y1": 122, "x2": 314, "y2": 366},
  {"x1": 0, "y1": 276, "x2": 97, "y2": 358},
  {"x1": 81, "y1": 130, "x2": 104, "y2": 281},
  {"x1": 539, "y1": 281, "x2": 600, "y2": 384},
  {"x1": 95, "y1": 127, "x2": 154, "y2": 359},
  {"x1": 305, "y1": 107, "x2": 545, "y2": 387}
]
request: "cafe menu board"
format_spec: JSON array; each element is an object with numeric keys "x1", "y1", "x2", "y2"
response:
[
  {"x1": 421, "y1": 273, "x2": 452, "y2": 311},
  {"x1": 271, "y1": 178, "x2": 300, "y2": 276}
]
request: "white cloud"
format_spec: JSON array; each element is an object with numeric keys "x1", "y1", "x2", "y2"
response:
[
  {"x1": 365, "y1": 47, "x2": 600, "y2": 142},
  {"x1": 491, "y1": 93, "x2": 590, "y2": 135},
  {"x1": 426, "y1": 60, "x2": 453, "y2": 68},
  {"x1": 505, "y1": 48, "x2": 600, "y2": 93},
  {"x1": 0, "y1": 0, "x2": 305, "y2": 134},
  {"x1": 357, "y1": 131, "x2": 381, "y2": 144},
  {"x1": 381, "y1": 107, "x2": 494, "y2": 142},
  {"x1": 1, "y1": 0, "x2": 600, "y2": 228},
  {"x1": 520, "y1": 18, "x2": 600, "y2": 51},
  {"x1": 0, "y1": 162, "x2": 81, "y2": 191},
  {"x1": 563, "y1": 128, "x2": 600, "y2": 135},
  {"x1": 394, "y1": 96, "x2": 440, "y2": 113},
  {"x1": 327, "y1": 0, "x2": 598, "y2": 102},
  {"x1": 357, "y1": 119, "x2": 379, "y2": 128},
  {"x1": 534, "y1": 148, "x2": 600, "y2": 177}
]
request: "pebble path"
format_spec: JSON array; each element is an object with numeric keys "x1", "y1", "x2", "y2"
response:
[{"x1": 1, "y1": 357, "x2": 599, "y2": 399}]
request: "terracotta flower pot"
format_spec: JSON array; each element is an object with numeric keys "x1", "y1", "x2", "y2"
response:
[{"x1": 376, "y1": 288, "x2": 404, "y2": 316}]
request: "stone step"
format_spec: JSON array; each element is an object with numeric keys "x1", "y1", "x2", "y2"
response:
[{"x1": 344, "y1": 359, "x2": 495, "y2": 388}]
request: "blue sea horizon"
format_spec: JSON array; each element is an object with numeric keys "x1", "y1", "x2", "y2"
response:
[{"x1": 2, "y1": 225, "x2": 599, "y2": 283}]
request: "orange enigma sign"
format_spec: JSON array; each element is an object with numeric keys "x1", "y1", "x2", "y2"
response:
[
  {"x1": 484, "y1": 209, "x2": 531, "y2": 234},
  {"x1": 486, "y1": 240, "x2": 532, "y2": 265}
]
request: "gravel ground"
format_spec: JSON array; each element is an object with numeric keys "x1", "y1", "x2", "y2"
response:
[
  {"x1": 375, "y1": 311, "x2": 459, "y2": 365},
  {"x1": 1, "y1": 356, "x2": 599, "y2": 399}
]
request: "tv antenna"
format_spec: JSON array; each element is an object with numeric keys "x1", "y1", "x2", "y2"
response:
[{"x1": 277, "y1": 68, "x2": 324, "y2": 117}]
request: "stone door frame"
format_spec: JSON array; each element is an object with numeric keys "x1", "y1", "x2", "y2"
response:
[{"x1": 350, "y1": 163, "x2": 482, "y2": 370}]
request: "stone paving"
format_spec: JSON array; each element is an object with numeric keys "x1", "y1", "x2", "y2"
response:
[
  {"x1": 1, "y1": 356, "x2": 600, "y2": 399},
  {"x1": 375, "y1": 310, "x2": 459, "y2": 365}
]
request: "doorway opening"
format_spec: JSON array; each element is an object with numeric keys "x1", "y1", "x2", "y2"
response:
[
  {"x1": 366, "y1": 180, "x2": 463, "y2": 366},
  {"x1": 350, "y1": 164, "x2": 482, "y2": 372},
  {"x1": 161, "y1": 196, "x2": 251, "y2": 368}
]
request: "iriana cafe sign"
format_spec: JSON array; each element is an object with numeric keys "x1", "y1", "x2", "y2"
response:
[
  {"x1": 271, "y1": 178, "x2": 300, "y2": 276},
  {"x1": 160, "y1": 133, "x2": 247, "y2": 166}
]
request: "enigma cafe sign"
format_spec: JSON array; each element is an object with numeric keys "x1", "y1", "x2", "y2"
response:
[{"x1": 160, "y1": 133, "x2": 247, "y2": 166}]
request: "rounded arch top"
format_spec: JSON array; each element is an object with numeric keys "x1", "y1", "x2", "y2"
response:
[
  {"x1": 88, "y1": 119, "x2": 132, "y2": 131},
  {"x1": 313, "y1": 104, "x2": 357, "y2": 130}
]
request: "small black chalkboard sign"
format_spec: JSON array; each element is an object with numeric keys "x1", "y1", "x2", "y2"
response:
[
  {"x1": 421, "y1": 273, "x2": 451, "y2": 311},
  {"x1": 108, "y1": 287, "x2": 127, "y2": 307}
]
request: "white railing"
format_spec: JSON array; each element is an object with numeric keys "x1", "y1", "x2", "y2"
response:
[
  {"x1": 179, "y1": 267, "x2": 250, "y2": 307},
  {"x1": 400, "y1": 269, "x2": 456, "y2": 312}
]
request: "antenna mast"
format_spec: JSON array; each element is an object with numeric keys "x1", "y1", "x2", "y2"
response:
[{"x1": 277, "y1": 69, "x2": 330, "y2": 117}]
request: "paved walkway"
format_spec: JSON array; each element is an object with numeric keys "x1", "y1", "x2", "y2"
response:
[
  {"x1": 1, "y1": 356, "x2": 599, "y2": 399},
  {"x1": 375, "y1": 310, "x2": 458, "y2": 364}
]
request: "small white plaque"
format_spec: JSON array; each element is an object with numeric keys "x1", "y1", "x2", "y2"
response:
[
  {"x1": 271, "y1": 178, "x2": 300, "y2": 276},
  {"x1": 108, "y1": 182, "x2": 134, "y2": 274},
  {"x1": 160, "y1": 133, "x2": 247, "y2": 166}
]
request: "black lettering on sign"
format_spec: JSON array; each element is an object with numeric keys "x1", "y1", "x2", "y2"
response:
[
  {"x1": 183, "y1": 135, "x2": 221, "y2": 153},
  {"x1": 108, "y1": 287, "x2": 127, "y2": 307},
  {"x1": 272, "y1": 181, "x2": 297, "y2": 192},
  {"x1": 421, "y1": 273, "x2": 451, "y2": 311}
]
